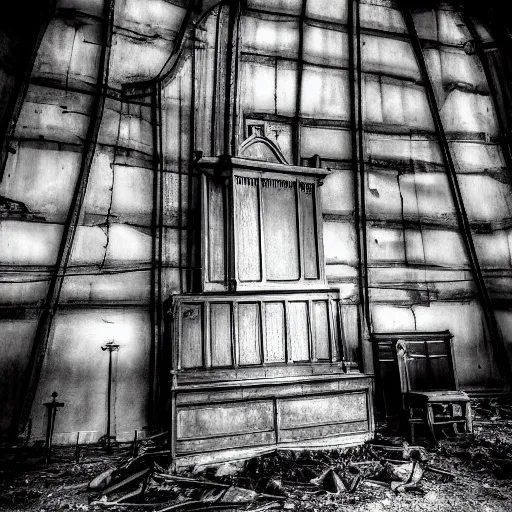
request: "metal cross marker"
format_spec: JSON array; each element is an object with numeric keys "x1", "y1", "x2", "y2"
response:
[
  {"x1": 101, "y1": 341, "x2": 119, "y2": 453},
  {"x1": 43, "y1": 391, "x2": 64, "y2": 464}
]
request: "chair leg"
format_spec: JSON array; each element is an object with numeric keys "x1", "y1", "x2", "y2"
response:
[
  {"x1": 465, "y1": 402, "x2": 473, "y2": 434},
  {"x1": 426, "y1": 404, "x2": 437, "y2": 442},
  {"x1": 404, "y1": 406, "x2": 417, "y2": 444}
]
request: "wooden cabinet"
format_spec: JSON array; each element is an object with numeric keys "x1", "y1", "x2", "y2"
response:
[
  {"x1": 167, "y1": 154, "x2": 373, "y2": 467},
  {"x1": 170, "y1": 290, "x2": 344, "y2": 374},
  {"x1": 199, "y1": 157, "x2": 329, "y2": 292}
]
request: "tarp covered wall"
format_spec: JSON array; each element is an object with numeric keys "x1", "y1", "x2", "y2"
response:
[{"x1": 1, "y1": 0, "x2": 512, "y2": 443}]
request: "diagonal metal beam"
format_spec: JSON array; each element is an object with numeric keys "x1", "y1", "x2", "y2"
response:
[
  {"x1": 157, "y1": 0, "x2": 195, "y2": 81},
  {"x1": 0, "y1": 0, "x2": 57, "y2": 183},
  {"x1": 400, "y1": 3, "x2": 511, "y2": 383},
  {"x1": 11, "y1": 0, "x2": 117, "y2": 438}
]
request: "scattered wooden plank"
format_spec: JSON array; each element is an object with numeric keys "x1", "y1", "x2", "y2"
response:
[
  {"x1": 153, "y1": 473, "x2": 286, "y2": 501},
  {"x1": 363, "y1": 479, "x2": 388, "y2": 488},
  {"x1": 425, "y1": 466, "x2": 456, "y2": 478}
]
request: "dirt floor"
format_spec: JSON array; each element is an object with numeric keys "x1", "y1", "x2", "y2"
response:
[{"x1": 1, "y1": 398, "x2": 512, "y2": 512}]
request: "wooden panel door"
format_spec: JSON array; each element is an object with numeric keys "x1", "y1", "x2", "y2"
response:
[{"x1": 261, "y1": 178, "x2": 300, "y2": 281}]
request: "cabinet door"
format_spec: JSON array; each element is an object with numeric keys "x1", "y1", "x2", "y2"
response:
[
  {"x1": 232, "y1": 173, "x2": 325, "y2": 290},
  {"x1": 234, "y1": 176, "x2": 262, "y2": 282},
  {"x1": 262, "y1": 178, "x2": 300, "y2": 281}
]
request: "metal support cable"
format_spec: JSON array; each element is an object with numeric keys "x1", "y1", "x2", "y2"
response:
[
  {"x1": 355, "y1": 0, "x2": 371, "y2": 336},
  {"x1": 349, "y1": 0, "x2": 371, "y2": 370}
]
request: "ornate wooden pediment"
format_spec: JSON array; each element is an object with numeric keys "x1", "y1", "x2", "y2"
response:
[{"x1": 238, "y1": 134, "x2": 289, "y2": 165}]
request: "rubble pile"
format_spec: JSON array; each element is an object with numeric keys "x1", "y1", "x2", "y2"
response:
[
  {"x1": 1, "y1": 398, "x2": 512, "y2": 511},
  {"x1": 435, "y1": 396, "x2": 512, "y2": 478},
  {"x1": 84, "y1": 442, "x2": 442, "y2": 510}
]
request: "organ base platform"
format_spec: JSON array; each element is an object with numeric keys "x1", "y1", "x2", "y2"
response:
[
  {"x1": 167, "y1": 291, "x2": 374, "y2": 468},
  {"x1": 170, "y1": 371, "x2": 374, "y2": 468}
]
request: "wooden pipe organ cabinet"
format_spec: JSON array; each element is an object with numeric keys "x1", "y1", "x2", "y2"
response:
[
  {"x1": 168, "y1": 153, "x2": 374, "y2": 467},
  {"x1": 201, "y1": 156, "x2": 327, "y2": 293}
]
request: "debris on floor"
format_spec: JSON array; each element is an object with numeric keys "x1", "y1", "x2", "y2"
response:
[
  {"x1": 1, "y1": 397, "x2": 512, "y2": 511},
  {"x1": 381, "y1": 461, "x2": 424, "y2": 493}
]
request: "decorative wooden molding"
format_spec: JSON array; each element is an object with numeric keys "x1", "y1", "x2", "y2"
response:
[
  {"x1": 238, "y1": 134, "x2": 289, "y2": 164},
  {"x1": 195, "y1": 155, "x2": 331, "y2": 179},
  {"x1": 170, "y1": 290, "x2": 348, "y2": 375}
]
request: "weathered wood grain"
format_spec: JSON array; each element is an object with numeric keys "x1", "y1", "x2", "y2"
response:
[
  {"x1": 238, "y1": 302, "x2": 262, "y2": 365},
  {"x1": 262, "y1": 180, "x2": 300, "y2": 281},
  {"x1": 210, "y1": 302, "x2": 233, "y2": 367},
  {"x1": 264, "y1": 301, "x2": 286, "y2": 363},
  {"x1": 301, "y1": 183, "x2": 319, "y2": 279},
  {"x1": 207, "y1": 180, "x2": 226, "y2": 283},
  {"x1": 288, "y1": 301, "x2": 310, "y2": 361},
  {"x1": 313, "y1": 300, "x2": 331, "y2": 360},
  {"x1": 181, "y1": 303, "x2": 203, "y2": 369},
  {"x1": 234, "y1": 177, "x2": 261, "y2": 282}
]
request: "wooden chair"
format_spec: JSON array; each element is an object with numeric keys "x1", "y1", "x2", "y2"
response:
[{"x1": 395, "y1": 333, "x2": 472, "y2": 443}]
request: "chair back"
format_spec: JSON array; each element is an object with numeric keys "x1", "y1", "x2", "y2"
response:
[{"x1": 395, "y1": 334, "x2": 457, "y2": 393}]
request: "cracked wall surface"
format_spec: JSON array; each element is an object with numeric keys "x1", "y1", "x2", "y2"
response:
[
  {"x1": 1, "y1": 0, "x2": 512, "y2": 442},
  {"x1": 0, "y1": 0, "x2": 187, "y2": 440},
  {"x1": 165, "y1": 0, "x2": 512, "y2": 388}
]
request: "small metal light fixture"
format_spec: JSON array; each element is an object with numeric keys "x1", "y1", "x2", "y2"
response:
[{"x1": 101, "y1": 340, "x2": 120, "y2": 454}]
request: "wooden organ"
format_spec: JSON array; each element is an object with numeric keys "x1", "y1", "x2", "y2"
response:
[{"x1": 167, "y1": 155, "x2": 374, "y2": 468}]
